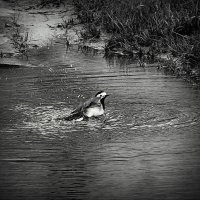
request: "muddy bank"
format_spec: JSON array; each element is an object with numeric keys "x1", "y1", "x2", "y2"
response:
[
  {"x1": 0, "y1": 0, "x2": 81, "y2": 60},
  {"x1": 0, "y1": 0, "x2": 106, "y2": 60}
]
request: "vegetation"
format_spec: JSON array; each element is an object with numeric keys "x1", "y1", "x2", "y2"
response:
[
  {"x1": 73, "y1": 0, "x2": 200, "y2": 83},
  {"x1": 11, "y1": 28, "x2": 29, "y2": 56},
  {"x1": 9, "y1": 13, "x2": 30, "y2": 57},
  {"x1": 37, "y1": 0, "x2": 65, "y2": 7}
]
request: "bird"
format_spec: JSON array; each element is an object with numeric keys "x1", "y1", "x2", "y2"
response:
[{"x1": 59, "y1": 91, "x2": 109, "y2": 121}]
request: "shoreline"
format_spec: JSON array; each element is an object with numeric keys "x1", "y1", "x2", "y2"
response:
[
  {"x1": 0, "y1": 0, "x2": 80, "y2": 58},
  {"x1": 0, "y1": 0, "x2": 199, "y2": 85},
  {"x1": 73, "y1": 0, "x2": 200, "y2": 85}
]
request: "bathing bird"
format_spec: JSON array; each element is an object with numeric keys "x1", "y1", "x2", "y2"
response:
[{"x1": 61, "y1": 91, "x2": 109, "y2": 121}]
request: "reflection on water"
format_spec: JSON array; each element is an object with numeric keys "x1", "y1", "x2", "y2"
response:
[{"x1": 0, "y1": 41, "x2": 200, "y2": 200}]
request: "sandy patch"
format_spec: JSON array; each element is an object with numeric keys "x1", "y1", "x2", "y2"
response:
[
  {"x1": 0, "y1": 0, "x2": 78, "y2": 55},
  {"x1": 0, "y1": 0, "x2": 106, "y2": 63}
]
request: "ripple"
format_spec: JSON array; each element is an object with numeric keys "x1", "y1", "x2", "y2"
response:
[{"x1": 1, "y1": 41, "x2": 200, "y2": 200}]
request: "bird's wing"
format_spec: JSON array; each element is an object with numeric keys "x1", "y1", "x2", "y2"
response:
[
  {"x1": 62, "y1": 101, "x2": 89, "y2": 121},
  {"x1": 84, "y1": 97, "x2": 101, "y2": 109},
  {"x1": 58, "y1": 97, "x2": 101, "y2": 121},
  {"x1": 71, "y1": 96, "x2": 100, "y2": 114}
]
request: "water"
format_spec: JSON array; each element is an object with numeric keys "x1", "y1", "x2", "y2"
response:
[{"x1": 0, "y1": 41, "x2": 200, "y2": 200}]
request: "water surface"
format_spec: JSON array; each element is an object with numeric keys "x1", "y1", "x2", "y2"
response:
[{"x1": 0, "y1": 42, "x2": 200, "y2": 200}]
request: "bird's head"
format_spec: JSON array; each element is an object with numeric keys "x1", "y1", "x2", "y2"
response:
[{"x1": 95, "y1": 91, "x2": 109, "y2": 99}]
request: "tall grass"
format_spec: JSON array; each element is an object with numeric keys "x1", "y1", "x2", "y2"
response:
[{"x1": 73, "y1": 0, "x2": 200, "y2": 83}]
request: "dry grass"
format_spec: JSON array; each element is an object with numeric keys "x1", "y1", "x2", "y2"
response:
[{"x1": 9, "y1": 13, "x2": 30, "y2": 57}]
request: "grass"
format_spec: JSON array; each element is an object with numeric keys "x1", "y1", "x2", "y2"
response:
[
  {"x1": 11, "y1": 28, "x2": 29, "y2": 56},
  {"x1": 73, "y1": 0, "x2": 200, "y2": 83},
  {"x1": 9, "y1": 13, "x2": 30, "y2": 58}
]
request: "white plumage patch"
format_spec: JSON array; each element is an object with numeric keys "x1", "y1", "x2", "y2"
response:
[
  {"x1": 96, "y1": 92, "x2": 107, "y2": 98},
  {"x1": 85, "y1": 106, "x2": 104, "y2": 117},
  {"x1": 75, "y1": 117, "x2": 84, "y2": 121}
]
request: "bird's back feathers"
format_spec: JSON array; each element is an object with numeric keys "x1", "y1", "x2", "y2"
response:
[{"x1": 63, "y1": 96, "x2": 101, "y2": 121}]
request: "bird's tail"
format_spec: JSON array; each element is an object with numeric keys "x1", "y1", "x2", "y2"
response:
[{"x1": 56, "y1": 112, "x2": 84, "y2": 121}]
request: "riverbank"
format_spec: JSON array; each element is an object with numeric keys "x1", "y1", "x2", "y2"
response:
[
  {"x1": 0, "y1": 0, "x2": 80, "y2": 62},
  {"x1": 0, "y1": 0, "x2": 106, "y2": 61},
  {"x1": 0, "y1": 0, "x2": 199, "y2": 84},
  {"x1": 73, "y1": 0, "x2": 200, "y2": 84}
]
